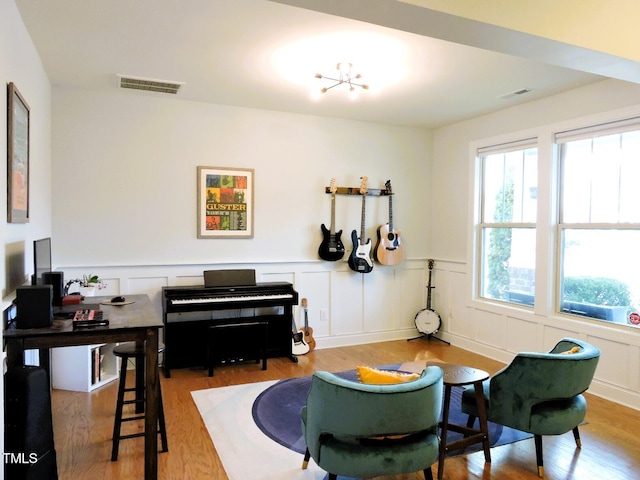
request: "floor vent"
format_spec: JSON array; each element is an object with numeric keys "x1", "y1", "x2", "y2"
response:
[{"x1": 117, "y1": 75, "x2": 184, "y2": 95}]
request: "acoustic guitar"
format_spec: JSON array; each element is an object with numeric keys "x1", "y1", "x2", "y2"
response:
[
  {"x1": 318, "y1": 178, "x2": 345, "y2": 261},
  {"x1": 296, "y1": 298, "x2": 316, "y2": 352},
  {"x1": 348, "y1": 177, "x2": 374, "y2": 273},
  {"x1": 374, "y1": 180, "x2": 405, "y2": 265}
]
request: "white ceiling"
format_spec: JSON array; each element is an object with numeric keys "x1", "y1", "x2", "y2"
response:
[{"x1": 15, "y1": 0, "x2": 611, "y2": 128}]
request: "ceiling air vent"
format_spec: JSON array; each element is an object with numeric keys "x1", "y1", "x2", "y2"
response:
[
  {"x1": 117, "y1": 74, "x2": 184, "y2": 95},
  {"x1": 499, "y1": 88, "x2": 532, "y2": 100}
]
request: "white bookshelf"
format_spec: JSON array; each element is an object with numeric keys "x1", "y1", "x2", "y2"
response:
[{"x1": 51, "y1": 343, "x2": 119, "y2": 392}]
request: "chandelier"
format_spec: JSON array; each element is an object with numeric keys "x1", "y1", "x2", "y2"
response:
[{"x1": 314, "y1": 63, "x2": 369, "y2": 98}]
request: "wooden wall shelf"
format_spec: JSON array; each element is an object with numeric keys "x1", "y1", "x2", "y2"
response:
[{"x1": 325, "y1": 186, "x2": 392, "y2": 196}]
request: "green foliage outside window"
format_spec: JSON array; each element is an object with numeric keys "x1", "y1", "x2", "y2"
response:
[
  {"x1": 486, "y1": 183, "x2": 514, "y2": 300},
  {"x1": 563, "y1": 277, "x2": 632, "y2": 307}
]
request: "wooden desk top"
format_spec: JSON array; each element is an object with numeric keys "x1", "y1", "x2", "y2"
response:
[{"x1": 4, "y1": 294, "x2": 162, "y2": 342}]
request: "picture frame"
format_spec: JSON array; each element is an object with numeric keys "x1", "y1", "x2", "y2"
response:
[
  {"x1": 197, "y1": 166, "x2": 254, "y2": 238},
  {"x1": 7, "y1": 82, "x2": 30, "y2": 223}
]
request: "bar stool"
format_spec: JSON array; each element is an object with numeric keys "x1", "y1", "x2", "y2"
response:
[{"x1": 111, "y1": 342, "x2": 168, "y2": 461}]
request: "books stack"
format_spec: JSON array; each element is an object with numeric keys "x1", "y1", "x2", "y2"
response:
[{"x1": 72, "y1": 309, "x2": 109, "y2": 329}]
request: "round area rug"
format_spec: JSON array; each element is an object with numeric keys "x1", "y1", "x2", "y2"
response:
[
  {"x1": 251, "y1": 370, "x2": 359, "y2": 454},
  {"x1": 251, "y1": 368, "x2": 518, "y2": 457}
]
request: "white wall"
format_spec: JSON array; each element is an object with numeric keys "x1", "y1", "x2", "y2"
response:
[
  {"x1": 52, "y1": 88, "x2": 431, "y2": 266},
  {"x1": 1, "y1": 0, "x2": 53, "y2": 476},
  {"x1": 51, "y1": 87, "x2": 433, "y2": 346},
  {"x1": 430, "y1": 79, "x2": 640, "y2": 410},
  {"x1": 1, "y1": 0, "x2": 52, "y2": 298}
]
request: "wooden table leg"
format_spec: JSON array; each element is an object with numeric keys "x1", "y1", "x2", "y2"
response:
[
  {"x1": 438, "y1": 384, "x2": 452, "y2": 480},
  {"x1": 135, "y1": 341, "x2": 145, "y2": 414},
  {"x1": 144, "y1": 328, "x2": 159, "y2": 480},
  {"x1": 474, "y1": 381, "x2": 491, "y2": 463}
]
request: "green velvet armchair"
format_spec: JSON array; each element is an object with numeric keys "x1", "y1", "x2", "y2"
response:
[
  {"x1": 461, "y1": 337, "x2": 600, "y2": 477},
  {"x1": 301, "y1": 366, "x2": 443, "y2": 480}
]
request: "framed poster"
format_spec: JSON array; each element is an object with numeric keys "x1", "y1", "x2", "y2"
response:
[
  {"x1": 7, "y1": 82, "x2": 30, "y2": 223},
  {"x1": 197, "y1": 166, "x2": 254, "y2": 238}
]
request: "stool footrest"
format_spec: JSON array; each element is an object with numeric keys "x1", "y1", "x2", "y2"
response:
[{"x1": 121, "y1": 415, "x2": 145, "y2": 423}]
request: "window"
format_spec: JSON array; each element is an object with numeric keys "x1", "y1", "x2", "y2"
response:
[
  {"x1": 477, "y1": 142, "x2": 538, "y2": 305},
  {"x1": 558, "y1": 124, "x2": 640, "y2": 324}
]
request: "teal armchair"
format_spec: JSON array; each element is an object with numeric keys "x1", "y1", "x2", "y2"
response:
[
  {"x1": 461, "y1": 337, "x2": 600, "y2": 477},
  {"x1": 301, "y1": 366, "x2": 443, "y2": 480}
]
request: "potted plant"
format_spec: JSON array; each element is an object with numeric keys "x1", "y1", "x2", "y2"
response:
[{"x1": 64, "y1": 274, "x2": 107, "y2": 297}]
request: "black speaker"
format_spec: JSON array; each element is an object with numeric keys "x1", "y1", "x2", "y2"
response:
[
  {"x1": 16, "y1": 285, "x2": 53, "y2": 329},
  {"x1": 42, "y1": 272, "x2": 64, "y2": 307},
  {"x1": 5, "y1": 366, "x2": 58, "y2": 479}
]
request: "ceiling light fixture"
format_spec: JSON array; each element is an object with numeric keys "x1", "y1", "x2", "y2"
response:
[{"x1": 314, "y1": 63, "x2": 369, "y2": 99}]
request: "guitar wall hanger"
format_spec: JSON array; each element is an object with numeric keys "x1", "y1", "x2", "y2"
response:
[{"x1": 324, "y1": 185, "x2": 393, "y2": 196}]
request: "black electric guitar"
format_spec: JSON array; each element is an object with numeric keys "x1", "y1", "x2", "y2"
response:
[
  {"x1": 318, "y1": 178, "x2": 345, "y2": 261},
  {"x1": 348, "y1": 177, "x2": 373, "y2": 273},
  {"x1": 374, "y1": 180, "x2": 405, "y2": 265}
]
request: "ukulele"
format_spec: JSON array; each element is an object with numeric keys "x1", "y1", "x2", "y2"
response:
[
  {"x1": 318, "y1": 178, "x2": 345, "y2": 261},
  {"x1": 296, "y1": 298, "x2": 316, "y2": 352},
  {"x1": 374, "y1": 180, "x2": 405, "y2": 265},
  {"x1": 348, "y1": 177, "x2": 373, "y2": 273},
  {"x1": 291, "y1": 314, "x2": 309, "y2": 356}
]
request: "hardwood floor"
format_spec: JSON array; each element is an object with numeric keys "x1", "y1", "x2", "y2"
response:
[{"x1": 50, "y1": 339, "x2": 640, "y2": 479}]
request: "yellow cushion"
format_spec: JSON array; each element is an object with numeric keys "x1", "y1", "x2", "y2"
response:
[
  {"x1": 356, "y1": 366, "x2": 420, "y2": 384},
  {"x1": 560, "y1": 346, "x2": 581, "y2": 355}
]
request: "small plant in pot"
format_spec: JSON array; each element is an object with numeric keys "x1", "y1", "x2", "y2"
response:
[{"x1": 64, "y1": 274, "x2": 107, "y2": 297}]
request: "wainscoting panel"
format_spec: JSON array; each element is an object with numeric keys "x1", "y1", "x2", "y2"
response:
[
  {"x1": 398, "y1": 266, "x2": 426, "y2": 330},
  {"x1": 296, "y1": 270, "x2": 331, "y2": 338},
  {"x1": 506, "y1": 316, "x2": 542, "y2": 354},
  {"x1": 474, "y1": 308, "x2": 508, "y2": 350},
  {"x1": 542, "y1": 325, "x2": 583, "y2": 348},
  {"x1": 364, "y1": 267, "x2": 396, "y2": 332},
  {"x1": 57, "y1": 259, "x2": 640, "y2": 408},
  {"x1": 432, "y1": 259, "x2": 640, "y2": 410},
  {"x1": 332, "y1": 270, "x2": 365, "y2": 336},
  {"x1": 444, "y1": 269, "x2": 470, "y2": 338},
  {"x1": 589, "y1": 336, "x2": 631, "y2": 389}
]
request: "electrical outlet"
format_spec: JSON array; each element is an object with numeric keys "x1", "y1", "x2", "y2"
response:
[{"x1": 319, "y1": 308, "x2": 328, "y2": 322}]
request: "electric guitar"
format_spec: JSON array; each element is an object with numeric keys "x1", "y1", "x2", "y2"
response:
[
  {"x1": 291, "y1": 315, "x2": 309, "y2": 356},
  {"x1": 374, "y1": 180, "x2": 405, "y2": 265},
  {"x1": 296, "y1": 298, "x2": 316, "y2": 352},
  {"x1": 318, "y1": 178, "x2": 345, "y2": 261},
  {"x1": 348, "y1": 177, "x2": 373, "y2": 273}
]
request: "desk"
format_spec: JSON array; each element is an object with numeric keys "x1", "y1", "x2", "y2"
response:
[{"x1": 4, "y1": 294, "x2": 163, "y2": 480}]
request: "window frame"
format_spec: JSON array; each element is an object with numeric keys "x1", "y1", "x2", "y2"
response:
[
  {"x1": 470, "y1": 114, "x2": 640, "y2": 329},
  {"x1": 475, "y1": 139, "x2": 538, "y2": 306},
  {"x1": 555, "y1": 122, "x2": 640, "y2": 321}
]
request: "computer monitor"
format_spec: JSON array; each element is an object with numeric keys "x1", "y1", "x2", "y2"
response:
[{"x1": 33, "y1": 237, "x2": 52, "y2": 285}]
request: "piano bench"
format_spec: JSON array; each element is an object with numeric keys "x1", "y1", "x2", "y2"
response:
[{"x1": 206, "y1": 321, "x2": 268, "y2": 377}]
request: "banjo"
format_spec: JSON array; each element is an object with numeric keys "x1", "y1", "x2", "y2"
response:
[{"x1": 414, "y1": 259, "x2": 443, "y2": 337}]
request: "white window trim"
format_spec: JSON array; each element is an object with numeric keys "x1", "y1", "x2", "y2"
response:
[{"x1": 468, "y1": 105, "x2": 640, "y2": 323}]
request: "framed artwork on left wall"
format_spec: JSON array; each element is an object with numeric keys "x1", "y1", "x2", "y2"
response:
[
  {"x1": 7, "y1": 82, "x2": 30, "y2": 223},
  {"x1": 197, "y1": 166, "x2": 254, "y2": 238}
]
